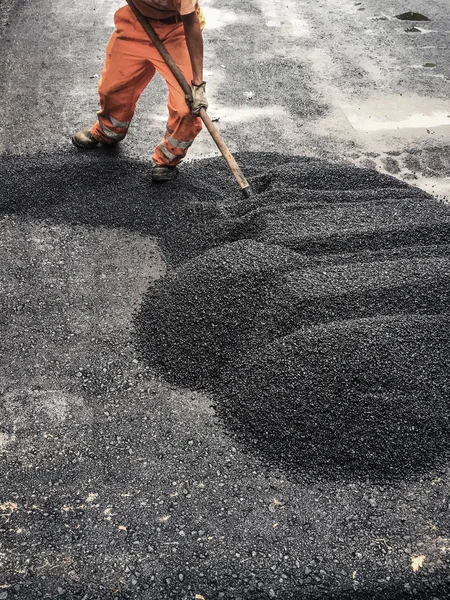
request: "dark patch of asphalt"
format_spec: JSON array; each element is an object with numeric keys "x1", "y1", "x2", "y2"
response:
[
  {"x1": 0, "y1": 0, "x2": 15, "y2": 28},
  {"x1": 1, "y1": 150, "x2": 450, "y2": 599}
]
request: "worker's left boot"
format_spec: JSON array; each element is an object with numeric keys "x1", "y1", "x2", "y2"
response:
[
  {"x1": 72, "y1": 128, "x2": 100, "y2": 149},
  {"x1": 152, "y1": 164, "x2": 179, "y2": 183}
]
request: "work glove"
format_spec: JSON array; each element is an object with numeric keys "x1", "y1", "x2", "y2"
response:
[{"x1": 187, "y1": 81, "x2": 208, "y2": 116}]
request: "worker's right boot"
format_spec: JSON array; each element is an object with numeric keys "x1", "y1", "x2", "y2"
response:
[
  {"x1": 72, "y1": 128, "x2": 100, "y2": 149},
  {"x1": 151, "y1": 164, "x2": 179, "y2": 183}
]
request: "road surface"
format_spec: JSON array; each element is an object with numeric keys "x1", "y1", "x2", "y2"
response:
[{"x1": 1, "y1": 0, "x2": 449, "y2": 599}]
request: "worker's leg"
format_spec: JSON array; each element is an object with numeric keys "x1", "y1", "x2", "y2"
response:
[
  {"x1": 148, "y1": 21, "x2": 203, "y2": 166},
  {"x1": 90, "y1": 6, "x2": 156, "y2": 144}
]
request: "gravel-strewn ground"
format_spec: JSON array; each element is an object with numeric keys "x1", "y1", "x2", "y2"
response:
[
  {"x1": 1, "y1": 150, "x2": 450, "y2": 599},
  {"x1": 2, "y1": 0, "x2": 450, "y2": 597},
  {"x1": 0, "y1": 0, "x2": 15, "y2": 28}
]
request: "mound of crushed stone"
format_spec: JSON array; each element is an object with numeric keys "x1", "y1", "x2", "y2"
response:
[
  {"x1": 135, "y1": 154, "x2": 450, "y2": 480},
  {"x1": 2, "y1": 150, "x2": 449, "y2": 479}
]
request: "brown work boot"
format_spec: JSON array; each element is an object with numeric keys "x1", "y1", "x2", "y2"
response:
[
  {"x1": 152, "y1": 164, "x2": 179, "y2": 183},
  {"x1": 72, "y1": 128, "x2": 100, "y2": 149}
]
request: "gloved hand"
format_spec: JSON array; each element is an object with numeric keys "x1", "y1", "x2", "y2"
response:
[{"x1": 187, "y1": 81, "x2": 208, "y2": 116}]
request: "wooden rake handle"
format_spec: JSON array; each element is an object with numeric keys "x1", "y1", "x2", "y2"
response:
[{"x1": 125, "y1": 0, "x2": 252, "y2": 197}]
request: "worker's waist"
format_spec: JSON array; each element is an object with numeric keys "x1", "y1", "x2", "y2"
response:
[{"x1": 148, "y1": 13, "x2": 182, "y2": 25}]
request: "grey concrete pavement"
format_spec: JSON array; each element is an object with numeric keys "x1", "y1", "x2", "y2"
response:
[
  {"x1": 1, "y1": 1, "x2": 450, "y2": 599},
  {"x1": 1, "y1": 0, "x2": 449, "y2": 196}
]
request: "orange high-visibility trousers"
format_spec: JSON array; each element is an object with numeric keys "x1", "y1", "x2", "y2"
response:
[{"x1": 90, "y1": 5, "x2": 203, "y2": 166}]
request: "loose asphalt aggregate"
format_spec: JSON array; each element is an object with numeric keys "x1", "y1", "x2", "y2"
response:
[
  {"x1": 1, "y1": 150, "x2": 450, "y2": 599},
  {"x1": 133, "y1": 153, "x2": 450, "y2": 482}
]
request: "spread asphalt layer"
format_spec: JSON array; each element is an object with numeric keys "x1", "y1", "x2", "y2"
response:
[{"x1": 1, "y1": 150, "x2": 450, "y2": 599}]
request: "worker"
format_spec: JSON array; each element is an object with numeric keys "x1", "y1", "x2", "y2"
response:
[{"x1": 72, "y1": 0, "x2": 208, "y2": 182}]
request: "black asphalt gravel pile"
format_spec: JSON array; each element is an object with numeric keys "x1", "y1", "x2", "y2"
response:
[
  {"x1": 2, "y1": 151, "x2": 450, "y2": 599},
  {"x1": 2, "y1": 150, "x2": 450, "y2": 482},
  {"x1": 133, "y1": 153, "x2": 450, "y2": 481}
]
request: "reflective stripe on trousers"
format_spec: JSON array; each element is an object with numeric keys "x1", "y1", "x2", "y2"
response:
[{"x1": 99, "y1": 120, "x2": 127, "y2": 141}]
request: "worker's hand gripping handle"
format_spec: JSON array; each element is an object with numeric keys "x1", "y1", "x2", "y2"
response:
[{"x1": 187, "y1": 81, "x2": 208, "y2": 116}]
